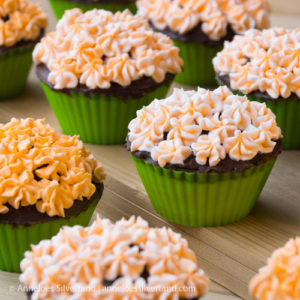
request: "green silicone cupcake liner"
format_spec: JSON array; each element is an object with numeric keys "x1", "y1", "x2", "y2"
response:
[
  {"x1": 132, "y1": 155, "x2": 277, "y2": 227},
  {"x1": 245, "y1": 94, "x2": 300, "y2": 150},
  {"x1": 0, "y1": 191, "x2": 101, "y2": 273},
  {"x1": 173, "y1": 39, "x2": 221, "y2": 86},
  {"x1": 41, "y1": 81, "x2": 172, "y2": 145},
  {"x1": 0, "y1": 44, "x2": 35, "y2": 100},
  {"x1": 49, "y1": 0, "x2": 137, "y2": 20}
]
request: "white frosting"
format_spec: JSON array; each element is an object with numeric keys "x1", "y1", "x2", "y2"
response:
[{"x1": 128, "y1": 87, "x2": 282, "y2": 167}]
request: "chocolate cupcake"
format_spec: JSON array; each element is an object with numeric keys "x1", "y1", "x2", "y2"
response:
[
  {"x1": 49, "y1": 0, "x2": 137, "y2": 20},
  {"x1": 127, "y1": 86, "x2": 282, "y2": 226},
  {"x1": 249, "y1": 237, "x2": 300, "y2": 299},
  {"x1": 20, "y1": 216, "x2": 210, "y2": 299},
  {"x1": 213, "y1": 27, "x2": 300, "y2": 149},
  {"x1": 0, "y1": 0, "x2": 47, "y2": 99},
  {"x1": 0, "y1": 118, "x2": 105, "y2": 272},
  {"x1": 137, "y1": 0, "x2": 270, "y2": 86},
  {"x1": 33, "y1": 9, "x2": 182, "y2": 145}
]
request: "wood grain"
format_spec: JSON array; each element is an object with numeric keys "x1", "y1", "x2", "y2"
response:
[{"x1": 0, "y1": 2, "x2": 299, "y2": 300}]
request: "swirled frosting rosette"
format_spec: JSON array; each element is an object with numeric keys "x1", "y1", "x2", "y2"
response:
[
  {"x1": 137, "y1": 0, "x2": 270, "y2": 41},
  {"x1": 213, "y1": 27, "x2": 300, "y2": 150},
  {"x1": 0, "y1": 118, "x2": 105, "y2": 273},
  {"x1": 249, "y1": 238, "x2": 300, "y2": 300},
  {"x1": 126, "y1": 87, "x2": 282, "y2": 226},
  {"x1": 137, "y1": 0, "x2": 270, "y2": 86},
  {"x1": 0, "y1": 0, "x2": 47, "y2": 47},
  {"x1": 20, "y1": 216, "x2": 210, "y2": 299},
  {"x1": 33, "y1": 8, "x2": 182, "y2": 90},
  {"x1": 128, "y1": 87, "x2": 281, "y2": 170},
  {"x1": 213, "y1": 27, "x2": 300, "y2": 99}
]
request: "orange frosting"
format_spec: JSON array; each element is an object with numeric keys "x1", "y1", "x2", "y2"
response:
[
  {"x1": 33, "y1": 9, "x2": 183, "y2": 90},
  {"x1": 0, "y1": 118, "x2": 105, "y2": 217},
  {"x1": 128, "y1": 87, "x2": 281, "y2": 167},
  {"x1": 213, "y1": 27, "x2": 300, "y2": 99},
  {"x1": 0, "y1": 0, "x2": 47, "y2": 47},
  {"x1": 20, "y1": 216, "x2": 210, "y2": 299},
  {"x1": 137, "y1": 0, "x2": 270, "y2": 41},
  {"x1": 249, "y1": 238, "x2": 300, "y2": 300}
]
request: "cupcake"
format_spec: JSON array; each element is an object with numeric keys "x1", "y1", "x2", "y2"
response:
[
  {"x1": 0, "y1": 118, "x2": 105, "y2": 272},
  {"x1": 137, "y1": 0, "x2": 270, "y2": 86},
  {"x1": 49, "y1": 0, "x2": 137, "y2": 20},
  {"x1": 20, "y1": 216, "x2": 210, "y2": 299},
  {"x1": 213, "y1": 27, "x2": 300, "y2": 150},
  {"x1": 33, "y1": 9, "x2": 182, "y2": 145},
  {"x1": 126, "y1": 87, "x2": 282, "y2": 226},
  {"x1": 249, "y1": 237, "x2": 300, "y2": 299},
  {"x1": 0, "y1": 0, "x2": 47, "y2": 99}
]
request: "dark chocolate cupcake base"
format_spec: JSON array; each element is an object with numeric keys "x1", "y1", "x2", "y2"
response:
[
  {"x1": 127, "y1": 138, "x2": 282, "y2": 173},
  {"x1": 37, "y1": 64, "x2": 174, "y2": 100},
  {"x1": 0, "y1": 182, "x2": 104, "y2": 227}
]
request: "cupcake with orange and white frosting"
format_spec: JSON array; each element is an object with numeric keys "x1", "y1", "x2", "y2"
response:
[
  {"x1": 249, "y1": 237, "x2": 300, "y2": 299},
  {"x1": 20, "y1": 216, "x2": 210, "y2": 299},
  {"x1": 137, "y1": 0, "x2": 270, "y2": 86},
  {"x1": 33, "y1": 8, "x2": 182, "y2": 145},
  {"x1": 213, "y1": 27, "x2": 300, "y2": 149},
  {"x1": 126, "y1": 86, "x2": 282, "y2": 226},
  {"x1": 0, "y1": 0, "x2": 47, "y2": 99},
  {"x1": 0, "y1": 118, "x2": 105, "y2": 273}
]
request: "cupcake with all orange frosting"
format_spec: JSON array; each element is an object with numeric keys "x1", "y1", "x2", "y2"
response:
[
  {"x1": 49, "y1": 0, "x2": 137, "y2": 20},
  {"x1": 20, "y1": 215, "x2": 210, "y2": 299},
  {"x1": 33, "y1": 8, "x2": 182, "y2": 145},
  {"x1": 126, "y1": 86, "x2": 282, "y2": 226},
  {"x1": 249, "y1": 237, "x2": 300, "y2": 299},
  {"x1": 137, "y1": 0, "x2": 270, "y2": 86},
  {"x1": 213, "y1": 27, "x2": 300, "y2": 149},
  {"x1": 0, "y1": 0, "x2": 47, "y2": 99},
  {"x1": 0, "y1": 118, "x2": 105, "y2": 272}
]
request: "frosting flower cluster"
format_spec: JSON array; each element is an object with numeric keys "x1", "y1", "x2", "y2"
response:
[
  {"x1": 33, "y1": 8, "x2": 182, "y2": 90},
  {"x1": 0, "y1": 0, "x2": 47, "y2": 47},
  {"x1": 249, "y1": 237, "x2": 300, "y2": 300},
  {"x1": 213, "y1": 27, "x2": 300, "y2": 99},
  {"x1": 0, "y1": 118, "x2": 105, "y2": 217},
  {"x1": 20, "y1": 216, "x2": 210, "y2": 299},
  {"x1": 128, "y1": 87, "x2": 281, "y2": 167},
  {"x1": 137, "y1": 0, "x2": 270, "y2": 41}
]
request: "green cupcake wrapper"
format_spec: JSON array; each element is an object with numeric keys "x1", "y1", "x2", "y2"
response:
[
  {"x1": 0, "y1": 44, "x2": 35, "y2": 100},
  {"x1": 132, "y1": 155, "x2": 277, "y2": 227},
  {"x1": 0, "y1": 187, "x2": 102, "y2": 273},
  {"x1": 244, "y1": 94, "x2": 300, "y2": 150},
  {"x1": 173, "y1": 39, "x2": 221, "y2": 86},
  {"x1": 49, "y1": 0, "x2": 137, "y2": 19},
  {"x1": 41, "y1": 81, "x2": 172, "y2": 145}
]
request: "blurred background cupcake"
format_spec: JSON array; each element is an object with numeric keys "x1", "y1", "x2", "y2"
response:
[
  {"x1": 213, "y1": 27, "x2": 300, "y2": 149},
  {"x1": 49, "y1": 0, "x2": 137, "y2": 20},
  {"x1": 33, "y1": 8, "x2": 182, "y2": 145},
  {"x1": 0, "y1": 0, "x2": 47, "y2": 99},
  {"x1": 249, "y1": 237, "x2": 300, "y2": 299},
  {"x1": 20, "y1": 216, "x2": 210, "y2": 299},
  {"x1": 0, "y1": 118, "x2": 105, "y2": 272},
  {"x1": 137, "y1": 0, "x2": 271, "y2": 86},
  {"x1": 127, "y1": 87, "x2": 282, "y2": 226}
]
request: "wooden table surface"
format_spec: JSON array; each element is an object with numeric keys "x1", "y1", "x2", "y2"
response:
[{"x1": 0, "y1": 2, "x2": 299, "y2": 299}]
